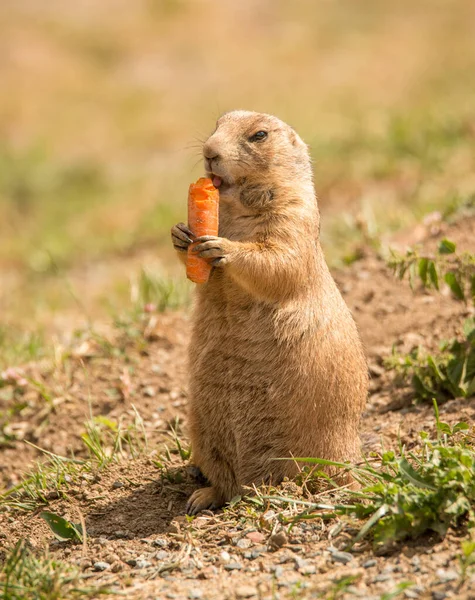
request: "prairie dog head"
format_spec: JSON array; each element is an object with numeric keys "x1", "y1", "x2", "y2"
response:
[{"x1": 202, "y1": 111, "x2": 313, "y2": 211}]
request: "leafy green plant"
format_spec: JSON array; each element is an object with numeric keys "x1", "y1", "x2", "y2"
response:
[
  {"x1": 459, "y1": 539, "x2": 475, "y2": 584},
  {"x1": 387, "y1": 238, "x2": 475, "y2": 303},
  {"x1": 40, "y1": 511, "x2": 83, "y2": 542},
  {"x1": 386, "y1": 238, "x2": 475, "y2": 401},
  {"x1": 386, "y1": 317, "x2": 475, "y2": 401},
  {"x1": 264, "y1": 406, "x2": 475, "y2": 549},
  {"x1": 0, "y1": 540, "x2": 107, "y2": 600}
]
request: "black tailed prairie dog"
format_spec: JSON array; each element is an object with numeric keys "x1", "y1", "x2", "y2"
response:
[{"x1": 171, "y1": 110, "x2": 368, "y2": 514}]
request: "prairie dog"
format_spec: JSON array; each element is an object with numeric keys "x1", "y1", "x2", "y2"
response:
[{"x1": 171, "y1": 110, "x2": 368, "y2": 514}]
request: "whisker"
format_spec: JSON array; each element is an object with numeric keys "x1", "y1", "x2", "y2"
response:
[
  {"x1": 192, "y1": 134, "x2": 207, "y2": 144},
  {"x1": 190, "y1": 157, "x2": 204, "y2": 171}
]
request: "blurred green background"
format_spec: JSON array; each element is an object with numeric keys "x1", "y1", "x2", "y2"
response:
[{"x1": 1, "y1": 0, "x2": 474, "y2": 366}]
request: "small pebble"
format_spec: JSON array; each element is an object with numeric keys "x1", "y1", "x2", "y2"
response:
[
  {"x1": 373, "y1": 574, "x2": 391, "y2": 583},
  {"x1": 152, "y1": 537, "x2": 169, "y2": 548},
  {"x1": 294, "y1": 556, "x2": 308, "y2": 570},
  {"x1": 114, "y1": 530, "x2": 129, "y2": 539},
  {"x1": 329, "y1": 549, "x2": 353, "y2": 565},
  {"x1": 156, "y1": 550, "x2": 170, "y2": 561},
  {"x1": 76, "y1": 558, "x2": 92, "y2": 570},
  {"x1": 103, "y1": 553, "x2": 120, "y2": 564},
  {"x1": 363, "y1": 559, "x2": 377, "y2": 568},
  {"x1": 246, "y1": 531, "x2": 266, "y2": 544},
  {"x1": 112, "y1": 480, "x2": 124, "y2": 489},
  {"x1": 235, "y1": 585, "x2": 258, "y2": 598},
  {"x1": 224, "y1": 561, "x2": 242, "y2": 571},
  {"x1": 134, "y1": 559, "x2": 151, "y2": 569},
  {"x1": 236, "y1": 538, "x2": 252, "y2": 549},
  {"x1": 272, "y1": 565, "x2": 284, "y2": 577},
  {"x1": 268, "y1": 531, "x2": 288, "y2": 552},
  {"x1": 188, "y1": 591, "x2": 203, "y2": 599},
  {"x1": 219, "y1": 551, "x2": 231, "y2": 563},
  {"x1": 432, "y1": 593, "x2": 447, "y2": 600},
  {"x1": 436, "y1": 569, "x2": 458, "y2": 583},
  {"x1": 93, "y1": 562, "x2": 110, "y2": 571},
  {"x1": 300, "y1": 564, "x2": 317, "y2": 575}
]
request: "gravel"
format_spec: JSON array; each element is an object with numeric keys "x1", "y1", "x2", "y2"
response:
[{"x1": 224, "y1": 561, "x2": 243, "y2": 571}]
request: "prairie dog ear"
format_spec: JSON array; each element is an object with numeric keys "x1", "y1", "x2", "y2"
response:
[
  {"x1": 288, "y1": 129, "x2": 298, "y2": 146},
  {"x1": 288, "y1": 128, "x2": 306, "y2": 149}
]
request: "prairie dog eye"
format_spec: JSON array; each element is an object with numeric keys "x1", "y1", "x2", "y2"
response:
[{"x1": 249, "y1": 131, "x2": 268, "y2": 142}]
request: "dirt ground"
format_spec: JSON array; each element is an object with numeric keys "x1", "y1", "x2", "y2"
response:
[{"x1": 1, "y1": 215, "x2": 475, "y2": 600}]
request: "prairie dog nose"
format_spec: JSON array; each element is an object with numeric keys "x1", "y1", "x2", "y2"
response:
[{"x1": 203, "y1": 142, "x2": 220, "y2": 161}]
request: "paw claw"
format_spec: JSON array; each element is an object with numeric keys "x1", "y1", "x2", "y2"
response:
[
  {"x1": 186, "y1": 487, "x2": 221, "y2": 515},
  {"x1": 171, "y1": 223, "x2": 195, "y2": 252}
]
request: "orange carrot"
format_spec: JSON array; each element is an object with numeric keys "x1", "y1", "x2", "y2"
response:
[{"x1": 186, "y1": 177, "x2": 219, "y2": 284}]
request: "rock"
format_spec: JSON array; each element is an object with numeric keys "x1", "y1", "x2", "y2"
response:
[
  {"x1": 112, "y1": 480, "x2": 124, "y2": 489},
  {"x1": 224, "y1": 561, "x2": 242, "y2": 571},
  {"x1": 235, "y1": 585, "x2": 258, "y2": 598},
  {"x1": 436, "y1": 569, "x2": 458, "y2": 583},
  {"x1": 167, "y1": 522, "x2": 181, "y2": 534},
  {"x1": 272, "y1": 565, "x2": 284, "y2": 578},
  {"x1": 300, "y1": 564, "x2": 317, "y2": 575},
  {"x1": 93, "y1": 562, "x2": 110, "y2": 571},
  {"x1": 246, "y1": 531, "x2": 266, "y2": 544},
  {"x1": 411, "y1": 556, "x2": 421, "y2": 572},
  {"x1": 236, "y1": 538, "x2": 252, "y2": 549},
  {"x1": 268, "y1": 531, "x2": 288, "y2": 552},
  {"x1": 156, "y1": 550, "x2": 169, "y2": 561},
  {"x1": 97, "y1": 537, "x2": 109, "y2": 546},
  {"x1": 46, "y1": 491, "x2": 60, "y2": 500},
  {"x1": 113, "y1": 530, "x2": 129, "y2": 539},
  {"x1": 294, "y1": 557, "x2": 308, "y2": 571},
  {"x1": 244, "y1": 548, "x2": 264, "y2": 561},
  {"x1": 432, "y1": 593, "x2": 447, "y2": 600},
  {"x1": 373, "y1": 574, "x2": 391, "y2": 583},
  {"x1": 329, "y1": 548, "x2": 353, "y2": 564},
  {"x1": 188, "y1": 591, "x2": 203, "y2": 599},
  {"x1": 76, "y1": 558, "x2": 92, "y2": 570},
  {"x1": 134, "y1": 559, "x2": 151, "y2": 569},
  {"x1": 382, "y1": 565, "x2": 395, "y2": 573},
  {"x1": 103, "y1": 553, "x2": 120, "y2": 564},
  {"x1": 219, "y1": 551, "x2": 231, "y2": 564},
  {"x1": 152, "y1": 538, "x2": 169, "y2": 548},
  {"x1": 111, "y1": 562, "x2": 122, "y2": 573},
  {"x1": 363, "y1": 559, "x2": 377, "y2": 568}
]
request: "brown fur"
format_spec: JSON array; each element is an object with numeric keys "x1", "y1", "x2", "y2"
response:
[{"x1": 171, "y1": 111, "x2": 368, "y2": 514}]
